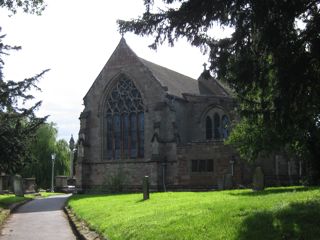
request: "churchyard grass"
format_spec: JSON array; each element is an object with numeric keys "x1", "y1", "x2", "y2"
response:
[
  {"x1": 0, "y1": 194, "x2": 28, "y2": 225},
  {"x1": 68, "y1": 186, "x2": 320, "y2": 240}
]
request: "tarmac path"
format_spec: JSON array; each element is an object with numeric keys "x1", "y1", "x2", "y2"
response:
[{"x1": 0, "y1": 194, "x2": 76, "y2": 240}]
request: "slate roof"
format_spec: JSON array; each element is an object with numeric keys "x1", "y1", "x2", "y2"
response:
[
  {"x1": 138, "y1": 56, "x2": 231, "y2": 99},
  {"x1": 138, "y1": 58, "x2": 202, "y2": 98}
]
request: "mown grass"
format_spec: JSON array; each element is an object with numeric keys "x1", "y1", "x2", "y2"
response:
[
  {"x1": 0, "y1": 194, "x2": 29, "y2": 225},
  {"x1": 68, "y1": 186, "x2": 320, "y2": 240}
]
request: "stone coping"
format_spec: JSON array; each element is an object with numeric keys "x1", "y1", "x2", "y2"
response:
[{"x1": 64, "y1": 206, "x2": 106, "y2": 240}]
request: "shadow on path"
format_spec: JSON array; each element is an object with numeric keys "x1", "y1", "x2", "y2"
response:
[{"x1": 14, "y1": 194, "x2": 71, "y2": 214}]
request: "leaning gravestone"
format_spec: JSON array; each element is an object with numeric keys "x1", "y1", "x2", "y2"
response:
[
  {"x1": 13, "y1": 175, "x2": 24, "y2": 197},
  {"x1": 252, "y1": 166, "x2": 264, "y2": 191},
  {"x1": 143, "y1": 176, "x2": 150, "y2": 200}
]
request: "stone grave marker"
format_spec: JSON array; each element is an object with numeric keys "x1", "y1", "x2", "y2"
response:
[
  {"x1": 23, "y1": 178, "x2": 36, "y2": 193},
  {"x1": 13, "y1": 175, "x2": 24, "y2": 197},
  {"x1": 143, "y1": 176, "x2": 150, "y2": 200},
  {"x1": 252, "y1": 166, "x2": 264, "y2": 191}
]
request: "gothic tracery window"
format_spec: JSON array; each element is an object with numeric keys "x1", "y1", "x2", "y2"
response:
[
  {"x1": 214, "y1": 113, "x2": 220, "y2": 139},
  {"x1": 104, "y1": 76, "x2": 144, "y2": 160},
  {"x1": 206, "y1": 116, "x2": 213, "y2": 140},
  {"x1": 221, "y1": 115, "x2": 230, "y2": 139}
]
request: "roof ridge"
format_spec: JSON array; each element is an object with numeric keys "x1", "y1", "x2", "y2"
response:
[{"x1": 138, "y1": 57, "x2": 197, "y2": 82}]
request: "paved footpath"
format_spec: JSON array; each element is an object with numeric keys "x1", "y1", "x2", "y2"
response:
[{"x1": 0, "y1": 194, "x2": 76, "y2": 240}]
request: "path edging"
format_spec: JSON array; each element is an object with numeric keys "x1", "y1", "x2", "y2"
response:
[
  {"x1": 64, "y1": 206, "x2": 106, "y2": 240},
  {"x1": 0, "y1": 198, "x2": 33, "y2": 229}
]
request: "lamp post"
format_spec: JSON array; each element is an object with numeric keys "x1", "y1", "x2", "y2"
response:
[
  {"x1": 51, "y1": 153, "x2": 56, "y2": 192},
  {"x1": 69, "y1": 135, "x2": 75, "y2": 178}
]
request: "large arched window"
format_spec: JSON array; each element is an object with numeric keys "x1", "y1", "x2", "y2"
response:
[
  {"x1": 214, "y1": 113, "x2": 220, "y2": 139},
  {"x1": 104, "y1": 76, "x2": 144, "y2": 160},
  {"x1": 206, "y1": 116, "x2": 212, "y2": 139},
  {"x1": 221, "y1": 115, "x2": 230, "y2": 139}
]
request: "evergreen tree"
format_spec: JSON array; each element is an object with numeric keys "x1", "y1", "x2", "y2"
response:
[
  {"x1": 0, "y1": 29, "x2": 48, "y2": 174},
  {"x1": 118, "y1": 0, "x2": 320, "y2": 179}
]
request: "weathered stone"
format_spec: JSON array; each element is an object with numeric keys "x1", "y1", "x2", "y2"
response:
[
  {"x1": 55, "y1": 176, "x2": 68, "y2": 191},
  {"x1": 75, "y1": 38, "x2": 304, "y2": 192},
  {"x1": 143, "y1": 176, "x2": 150, "y2": 200},
  {"x1": 252, "y1": 166, "x2": 264, "y2": 191},
  {"x1": 23, "y1": 178, "x2": 36, "y2": 193},
  {"x1": 13, "y1": 175, "x2": 24, "y2": 197}
]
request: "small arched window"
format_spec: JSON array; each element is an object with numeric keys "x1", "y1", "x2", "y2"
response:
[
  {"x1": 206, "y1": 116, "x2": 213, "y2": 139},
  {"x1": 104, "y1": 76, "x2": 144, "y2": 160},
  {"x1": 214, "y1": 113, "x2": 220, "y2": 139},
  {"x1": 221, "y1": 115, "x2": 230, "y2": 139}
]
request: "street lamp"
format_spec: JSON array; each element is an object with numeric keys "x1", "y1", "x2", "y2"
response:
[
  {"x1": 69, "y1": 135, "x2": 75, "y2": 178},
  {"x1": 51, "y1": 153, "x2": 56, "y2": 192}
]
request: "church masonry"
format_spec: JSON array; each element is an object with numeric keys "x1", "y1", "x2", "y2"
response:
[{"x1": 76, "y1": 38, "x2": 302, "y2": 192}]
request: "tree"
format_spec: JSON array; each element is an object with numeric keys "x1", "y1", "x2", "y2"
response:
[
  {"x1": 22, "y1": 122, "x2": 70, "y2": 188},
  {"x1": 118, "y1": 1, "x2": 320, "y2": 179},
  {"x1": 0, "y1": 31, "x2": 48, "y2": 174},
  {"x1": 0, "y1": 0, "x2": 47, "y2": 174},
  {"x1": 0, "y1": 0, "x2": 46, "y2": 15}
]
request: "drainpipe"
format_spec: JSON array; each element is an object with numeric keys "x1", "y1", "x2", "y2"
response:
[{"x1": 162, "y1": 158, "x2": 167, "y2": 192}]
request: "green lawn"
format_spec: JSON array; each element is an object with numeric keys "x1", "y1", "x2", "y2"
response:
[{"x1": 68, "y1": 186, "x2": 320, "y2": 240}]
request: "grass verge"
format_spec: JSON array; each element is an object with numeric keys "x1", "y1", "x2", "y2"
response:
[{"x1": 68, "y1": 186, "x2": 320, "y2": 240}]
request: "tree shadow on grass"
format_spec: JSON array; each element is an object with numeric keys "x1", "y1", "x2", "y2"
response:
[
  {"x1": 230, "y1": 186, "x2": 318, "y2": 197},
  {"x1": 236, "y1": 200, "x2": 320, "y2": 240}
]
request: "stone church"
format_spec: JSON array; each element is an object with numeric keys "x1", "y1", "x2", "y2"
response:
[{"x1": 76, "y1": 38, "x2": 302, "y2": 191}]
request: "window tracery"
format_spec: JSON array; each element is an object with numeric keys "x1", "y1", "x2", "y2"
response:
[
  {"x1": 204, "y1": 110, "x2": 230, "y2": 140},
  {"x1": 104, "y1": 76, "x2": 144, "y2": 160}
]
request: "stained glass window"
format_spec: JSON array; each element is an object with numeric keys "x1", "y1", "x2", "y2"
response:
[
  {"x1": 221, "y1": 115, "x2": 230, "y2": 139},
  {"x1": 206, "y1": 116, "x2": 213, "y2": 140},
  {"x1": 214, "y1": 113, "x2": 220, "y2": 139},
  {"x1": 104, "y1": 76, "x2": 144, "y2": 159}
]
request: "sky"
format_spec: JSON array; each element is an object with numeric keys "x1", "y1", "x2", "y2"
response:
[{"x1": 0, "y1": 0, "x2": 232, "y2": 141}]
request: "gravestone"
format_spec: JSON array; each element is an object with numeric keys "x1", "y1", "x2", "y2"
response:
[
  {"x1": 13, "y1": 175, "x2": 24, "y2": 197},
  {"x1": 143, "y1": 176, "x2": 150, "y2": 200},
  {"x1": 252, "y1": 166, "x2": 264, "y2": 191},
  {"x1": 23, "y1": 178, "x2": 36, "y2": 193},
  {"x1": 55, "y1": 176, "x2": 68, "y2": 191}
]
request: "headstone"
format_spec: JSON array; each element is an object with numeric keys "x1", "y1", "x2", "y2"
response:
[
  {"x1": 143, "y1": 176, "x2": 150, "y2": 200},
  {"x1": 13, "y1": 175, "x2": 24, "y2": 197},
  {"x1": 23, "y1": 178, "x2": 36, "y2": 193},
  {"x1": 252, "y1": 166, "x2": 264, "y2": 191},
  {"x1": 55, "y1": 176, "x2": 68, "y2": 191}
]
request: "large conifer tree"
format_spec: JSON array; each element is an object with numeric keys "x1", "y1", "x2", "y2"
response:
[{"x1": 118, "y1": 0, "x2": 320, "y2": 180}]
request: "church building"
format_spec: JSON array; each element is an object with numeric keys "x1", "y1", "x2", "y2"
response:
[{"x1": 76, "y1": 38, "x2": 301, "y2": 191}]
